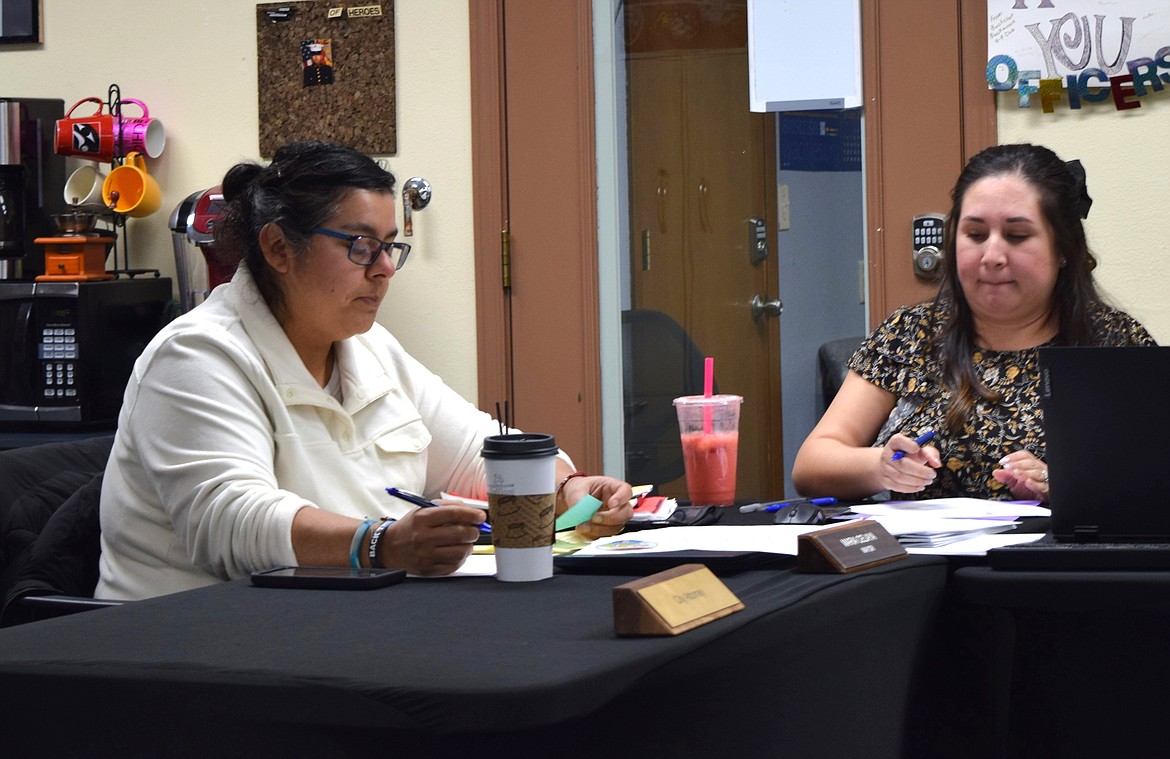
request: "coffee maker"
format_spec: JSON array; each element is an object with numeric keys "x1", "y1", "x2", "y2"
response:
[
  {"x1": 0, "y1": 98, "x2": 67, "y2": 280},
  {"x1": 170, "y1": 186, "x2": 233, "y2": 312}
]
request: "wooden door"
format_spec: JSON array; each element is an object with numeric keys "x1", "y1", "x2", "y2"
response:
[
  {"x1": 469, "y1": 1, "x2": 602, "y2": 473},
  {"x1": 625, "y1": 13, "x2": 783, "y2": 502}
]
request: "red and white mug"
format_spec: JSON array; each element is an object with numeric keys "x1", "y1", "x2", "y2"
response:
[
  {"x1": 55, "y1": 97, "x2": 166, "y2": 161},
  {"x1": 54, "y1": 98, "x2": 116, "y2": 163}
]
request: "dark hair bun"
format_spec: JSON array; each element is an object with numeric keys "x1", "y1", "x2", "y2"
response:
[{"x1": 220, "y1": 163, "x2": 263, "y2": 205}]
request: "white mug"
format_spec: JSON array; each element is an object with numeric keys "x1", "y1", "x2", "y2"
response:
[{"x1": 63, "y1": 165, "x2": 108, "y2": 208}]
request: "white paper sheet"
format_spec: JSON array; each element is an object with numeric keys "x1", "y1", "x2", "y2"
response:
[
  {"x1": 409, "y1": 553, "x2": 498, "y2": 578},
  {"x1": 851, "y1": 498, "x2": 1051, "y2": 519},
  {"x1": 572, "y1": 524, "x2": 829, "y2": 557}
]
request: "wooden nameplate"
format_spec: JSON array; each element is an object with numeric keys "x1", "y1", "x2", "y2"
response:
[
  {"x1": 797, "y1": 519, "x2": 907, "y2": 573},
  {"x1": 613, "y1": 563, "x2": 744, "y2": 636}
]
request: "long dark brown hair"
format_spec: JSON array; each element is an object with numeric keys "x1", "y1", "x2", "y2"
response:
[{"x1": 933, "y1": 143, "x2": 1100, "y2": 432}]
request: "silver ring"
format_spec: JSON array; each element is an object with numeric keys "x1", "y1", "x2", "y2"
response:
[{"x1": 1041, "y1": 469, "x2": 1049, "y2": 483}]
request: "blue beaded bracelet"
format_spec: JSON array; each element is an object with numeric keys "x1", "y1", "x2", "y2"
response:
[{"x1": 349, "y1": 519, "x2": 377, "y2": 569}]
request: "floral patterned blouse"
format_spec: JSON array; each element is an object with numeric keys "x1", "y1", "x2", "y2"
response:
[{"x1": 849, "y1": 301, "x2": 1156, "y2": 500}]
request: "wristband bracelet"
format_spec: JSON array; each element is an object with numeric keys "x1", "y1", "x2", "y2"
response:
[
  {"x1": 556, "y1": 471, "x2": 587, "y2": 497},
  {"x1": 367, "y1": 518, "x2": 395, "y2": 568},
  {"x1": 349, "y1": 519, "x2": 377, "y2": 569}
]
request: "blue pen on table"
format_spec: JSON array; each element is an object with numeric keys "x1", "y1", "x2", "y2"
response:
[
  {"x1": 891, "y1": 429, "x2": 936, "y2": 461},
  {"x1": 385, "y1": 487, "x2": 492, "y2": 534},
  {"x1": 739, "y1": 497, "x2": 838, "y2": 514},
  {"x1": 764, "y1": 497, "x2": 837, "y2": 513}
]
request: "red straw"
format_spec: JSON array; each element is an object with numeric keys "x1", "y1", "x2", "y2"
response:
[{"x1": 703, "y1": 357, "x2": 714, "y2": 433}]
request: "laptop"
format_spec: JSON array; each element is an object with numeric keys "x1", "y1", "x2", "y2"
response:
[{"x1": 987, "y1": 345, "x2": 1170, "y2": 569}]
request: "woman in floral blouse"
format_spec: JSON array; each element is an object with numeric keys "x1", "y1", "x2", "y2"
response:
[{"x1": 792, "y1": 144, "x2": 1155, "y2": 502}]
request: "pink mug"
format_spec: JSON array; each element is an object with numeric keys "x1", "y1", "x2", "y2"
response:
[
  {"x1": 54, "y1": 98, "x2": 116, "y2": 163},
  {"x1": 114, "y1": 99, "x2": 166, "y2": 159}
]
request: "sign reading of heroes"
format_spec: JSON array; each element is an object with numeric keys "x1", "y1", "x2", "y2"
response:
[
  {"x1": 348, "y1": 5, "x2": 382, "y2": 18},
  {"x1": 987, "y1": 0, "x2": 1170, "y2": 111}
]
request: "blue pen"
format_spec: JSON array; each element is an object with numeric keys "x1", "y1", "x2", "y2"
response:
[
  {"x1": 740, "y1": 497, "x2": 837, "y2": 513},
  {"x1": 891, "y1": 429, "x2": 936, "y2": 461},
  {"x1": 385, "y1": 487, "x2": 492, "y2": 534},
  {"x1": 763, "y1": 497, "x2": 838, "y2": 513}
]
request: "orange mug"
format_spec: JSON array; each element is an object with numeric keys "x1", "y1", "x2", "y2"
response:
[
  {"x1": 54, "y1": 98, "x2": 116, "y2": 163},
  {"x1": 102, "y1": 152, "x2": 162, "y2": 217}
]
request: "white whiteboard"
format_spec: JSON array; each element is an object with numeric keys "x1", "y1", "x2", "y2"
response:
[{"x1": 748, "y1": 0, "x2": 863, "y2": 112}]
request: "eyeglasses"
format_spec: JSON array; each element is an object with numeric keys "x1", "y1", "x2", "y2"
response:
[{"x1": 310, "y1": 227, "x2": 411, "y2": 270}]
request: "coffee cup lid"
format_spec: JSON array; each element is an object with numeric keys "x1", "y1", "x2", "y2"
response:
[{"x1": 481, "y1": 433, "x2": 559, "y2": 458}]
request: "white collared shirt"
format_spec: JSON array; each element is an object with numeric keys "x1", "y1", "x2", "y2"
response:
[{"x1": 97, "y1": 266, "x2": 568, "y2": 600}]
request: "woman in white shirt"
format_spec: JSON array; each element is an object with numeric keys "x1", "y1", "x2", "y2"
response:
[{"x1": 97, "y1": 141, "x2": 632, "y2": 600}]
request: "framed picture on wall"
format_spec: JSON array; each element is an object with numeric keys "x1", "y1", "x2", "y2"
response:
[{"x1": 0, "y1": 0, "x2": 42, "y2": 45}]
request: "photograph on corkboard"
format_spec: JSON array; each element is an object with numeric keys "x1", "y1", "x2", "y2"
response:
[{"x1": 256, "y1": 2, "x2": 396, "y2": 157}]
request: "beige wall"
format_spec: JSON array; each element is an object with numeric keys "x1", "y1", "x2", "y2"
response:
[
  {"x1": 3, "y1": 2, "x2": 1167, "y2": 415},
  {"x1": 0, "y1": 0, "x2": 481, "y2": 400},
  {"x1": 997, "y1": 91, "x2": 1170, "y2": 343}
]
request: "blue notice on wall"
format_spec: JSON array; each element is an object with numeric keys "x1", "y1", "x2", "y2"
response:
[{"x1": 779, "y1": 111, "x2": 862, "y2": 172}]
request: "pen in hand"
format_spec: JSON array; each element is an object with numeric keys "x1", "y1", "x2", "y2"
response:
[
  {"x1": 891, "y1": 429, "x2": 936, "y2": 461},
  {"x1": 385, "y1": 487, "x2": 492, "y2": 533}
]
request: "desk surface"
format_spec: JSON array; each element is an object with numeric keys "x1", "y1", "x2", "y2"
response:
[{"x1": 0, "y1": 556, "x2": 946, "y2": 758}]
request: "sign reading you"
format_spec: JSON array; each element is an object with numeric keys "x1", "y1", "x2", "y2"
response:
[{"x1": 986, "y1": 0, "x2": 1169, "y2": 112}]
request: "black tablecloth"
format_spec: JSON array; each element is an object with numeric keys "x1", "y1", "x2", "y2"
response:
[
  {"x1": 0, "y1": 556, "x2": 946, "y2": 758},
  {"x1": 924, "y1": 566, "x2": 1170, "y2": 759}
]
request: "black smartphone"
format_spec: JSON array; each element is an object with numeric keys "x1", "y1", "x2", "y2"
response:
[{"x1": 250, "y1": 566, "x2": 406, "y2": 590}]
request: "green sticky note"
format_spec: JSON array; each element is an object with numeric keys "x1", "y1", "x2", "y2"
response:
[{"x1": 554, "y1": 495, "x2": 603, "y2": 531}]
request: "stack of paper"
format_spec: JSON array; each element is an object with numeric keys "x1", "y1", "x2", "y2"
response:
[
  {"x1": 873, "y1": 517, "x2": 1019, "y2": 547},
  {"x1": 849, "y1": 498, "x2": 1050, "y2": 551}
]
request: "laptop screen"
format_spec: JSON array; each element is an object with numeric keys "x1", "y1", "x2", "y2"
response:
[{"x1": 1039, "y1": 346, "x2": 1170, "y2": 542}]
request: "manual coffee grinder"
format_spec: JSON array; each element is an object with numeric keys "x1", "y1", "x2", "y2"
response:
[{"x1": 34, "y1": 207, "x2": 116, "y2": 282}]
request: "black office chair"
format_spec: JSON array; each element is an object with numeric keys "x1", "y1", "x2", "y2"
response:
[
  {"x1": 0, "y1": 436, "x2": 121, "y2": 627},
  {"x1": 621, "y1": 309, "x2": 713, "y2": 486},
  {"x1": 816, "y1": 336, "x2": 864, "y2": 414}
]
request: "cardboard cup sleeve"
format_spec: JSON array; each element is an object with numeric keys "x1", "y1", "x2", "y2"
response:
[{"x1": 489, "y1": 494, "x2": 556, "y2": 548}]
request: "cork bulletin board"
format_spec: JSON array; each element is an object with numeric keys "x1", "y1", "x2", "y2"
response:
[{"x1": 256, "y1": 2, "x2": 396, "y2": 158}]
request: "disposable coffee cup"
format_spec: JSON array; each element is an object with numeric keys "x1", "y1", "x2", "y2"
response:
[
  {"x1": 481, "y1": 433, "x2": 559, "y2": 582},
  {"x1": 673, "y1": 394, "x2": 743, "y2": 506}
]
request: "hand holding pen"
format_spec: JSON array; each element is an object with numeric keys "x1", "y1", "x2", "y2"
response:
[
  {"x1": 882, "y1": 429, "x2": 940, "y2": 494},
  {"x1": 367, "y1": 489, "x2": 490, "y2": 576}
]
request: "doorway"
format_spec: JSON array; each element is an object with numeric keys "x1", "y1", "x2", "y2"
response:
[{"x1": 615, "y1": 0, "x2": 783, "y2": 502}]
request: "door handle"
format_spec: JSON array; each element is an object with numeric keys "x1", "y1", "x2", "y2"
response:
[
  {"x1": 402, "y1": 177, "x2": 432, "y2": 237},
  {"x1": 697, "y1": 178, "x2": 710, "y2": 232},
  {"x1": 749, "y1": 294, "x2": 783, "y2": 322}
]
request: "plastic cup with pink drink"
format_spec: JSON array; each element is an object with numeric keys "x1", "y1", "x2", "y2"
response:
[{"x1": 673, "y1": 394, "x2": 743, "y2": 506}]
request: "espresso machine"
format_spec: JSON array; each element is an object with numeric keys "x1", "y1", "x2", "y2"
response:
[{"x1": 0, "y1": 98, "x2": 67, "y2": 280}]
